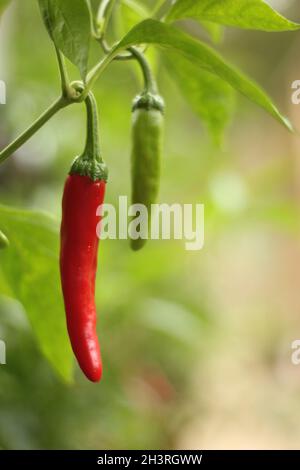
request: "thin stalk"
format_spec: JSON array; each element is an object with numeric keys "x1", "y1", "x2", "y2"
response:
[
  {"x1": 97, "y1": 0, "x2": 117, "y2": 36},
  {"x1": 83, "y1": 92, "x2": 102, "y2": 161},
  {"x1": 97, "y1": 0, "x2": 148, "y2": 62},
  {"x1": 0, "y1": 96, "x2": 68, "y2": 164},
  {"x1": 129, "y1": 47, "x2": 157, "y2": 93},
  {"x1": 55, "y1": 46, "x2": 70, "y2": 97},
  {"x1": 98, "y1": 36, "x2": 136, "y2": 61},
  {"x1": 86, "y1": 51, "x2": 119, "y2": 92},
  {"x1": 86, "y1": 45, "x2": 155, "y2": 94}
]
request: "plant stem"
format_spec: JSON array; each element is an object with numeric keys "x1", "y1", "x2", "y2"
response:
[
  {"x1": 83, "y1": 92, "x2": 102, "y2": 161},
  {"x1": 0, "y1": 96, "x2": 68, "y2": 164},
  {"x1": 97, "y1": 0, "x2": 117, "y2": 36},
  {"x1": 129, "y1": 47, "x2": 157, "y2": 93},
  {"x1": 97, "y1": 0, "x2": 148, "y2": 62},
  {"x1": 87, "y1": 43, "x2": 156, "y2": 95},
  {"x1": 55, "y1": 46, "x2": 70, "y2": 97},
  {"x1": 86, "y1": 51, "x2": 118, "y2": 92},
  {"x1": 97, "y1": 0, "x2": 109, "y2": 26}
]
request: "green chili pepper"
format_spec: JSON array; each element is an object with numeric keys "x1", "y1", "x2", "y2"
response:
[
  {"x1": 130, "y1": 91, "x2": 165, "y2": 251},
  {"x1": 0, "y1": 230, "x2": 9, "y2": 249}
]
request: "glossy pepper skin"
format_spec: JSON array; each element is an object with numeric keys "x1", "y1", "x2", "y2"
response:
[
  {"x1": 60, "y1": 174, "x2": 106, "y2": 382},
  {"x1": 60, "y1": 92, "x2": 108, "y2": 383},
  {"x1": 131, "y1": 91, "x2": 164, "y2": 251}
]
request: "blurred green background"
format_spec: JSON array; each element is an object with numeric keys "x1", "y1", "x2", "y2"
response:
[{"x1": 1, "y1": 0, "x2": 300, "y2": 450}]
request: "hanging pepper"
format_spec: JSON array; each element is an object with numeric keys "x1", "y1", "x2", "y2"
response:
[
  {"x1": 130, "y1": 49, "x2": 165, "y2": 251},
  {"x1": 60, "y1": 92, "x2": 108, "y2": 383}
]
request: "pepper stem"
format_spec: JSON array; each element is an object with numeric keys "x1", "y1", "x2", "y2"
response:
[
  {"x1": 70, "y1": 92, "x2": 108, "y2": 182},
  {"x1": 82, "y1": 92, "x2": 102, "y2": 162},
  {"x1": 0, "y1": 96, "x2": 67, "y2": 165},
  {"x1": 129, "y1": 47, "x2": 157, "y2": 94}
]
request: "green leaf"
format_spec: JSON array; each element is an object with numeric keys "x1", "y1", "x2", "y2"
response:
[
  {"x1": 38, "y1": 0, "x2": 91, "y2": 79},
  {"x1": 200, "y1": 20, "x2": 224, "y2": 43},
  {"x1": 113, "y1": 19, "x2": 292, "y2": 130},
  {"x1": 117, "y1": 0, "x2": 149, "y2": 37},
  {"x1": 163, "y1": 51, "x2": 234, "y2": 145},
  {"x1": 166, "y1": 0, "x2": 300, "y2": 32},
  {"x1": 122, "y1": 0, "x2": 149, "y2": 19},
  {"x1": 0, "y1": 205, "x2": 73, "y2": 382}
]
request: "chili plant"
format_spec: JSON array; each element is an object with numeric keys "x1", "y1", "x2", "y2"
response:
[{"x1": 0, "y1": 0, "x2": 298, "y2": 381}]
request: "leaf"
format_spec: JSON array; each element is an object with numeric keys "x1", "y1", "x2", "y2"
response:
[
  {"x1": 0, "y1": 205, "x2": 73, "y2": 382},
  {"x1": 112, "y1": 19, "x2": 292, "y2": 130},
  {"x1": 166, "y1": 0, "x2": 300, "y2": 32},
  {"x1": 38, "y1": 0, "x2": 91, "y2": 79},
  {"x1": 122, "y1": 0, "x2": 149, "y2": 19},
  {"x1": 163, "y1": 51, "x2": 234, "y2": 145},
  {"x1": 200, "y1": 21, "x2": 223, "y2": 44},
  {"x1": 117, "y1": 0, "x2": 149, "y2": 37}
]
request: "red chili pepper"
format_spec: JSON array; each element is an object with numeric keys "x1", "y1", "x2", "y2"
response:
[{"x1": 60, "y1": 92, "x2": 108, "y2": 382}]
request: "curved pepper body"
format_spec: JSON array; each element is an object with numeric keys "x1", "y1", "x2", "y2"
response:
[
  {"x1": 60, "y1": 174, "x2": 106, "y2": 382},
  {"x1": 131, "y1": 100, "x2": 164, "y2": 251}
]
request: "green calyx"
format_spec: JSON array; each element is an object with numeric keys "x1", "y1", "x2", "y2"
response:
[
  {"x1": 70, "y1": 92, "x2": 108, "y2": 182},
  {"x1": 70, "y1": 155, "x2": 108, "y2": 182},
  {"x1": 132, "y1": 91, "x2": 165, "y2": 113}
]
